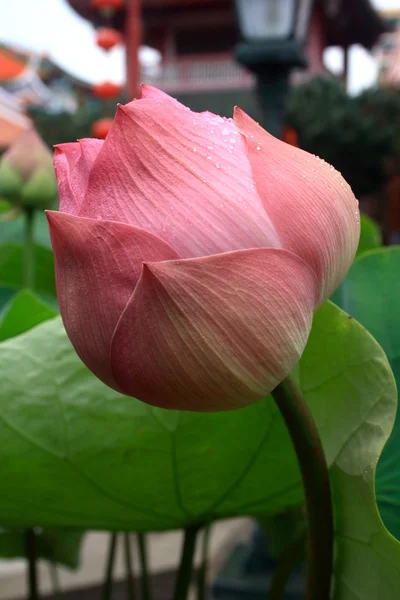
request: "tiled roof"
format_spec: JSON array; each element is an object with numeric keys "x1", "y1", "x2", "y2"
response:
[{"x1": 0, "y1": 48, "x2": 26, "y2": 81}]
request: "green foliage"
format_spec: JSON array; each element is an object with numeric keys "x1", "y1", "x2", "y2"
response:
[
  {"x1": 357, "y1": 214, "x2": 382, "y2": 257},
  {"x1": 332, "y1": 246, "x2": 400, "y2": 542},
  {"x1": 0, "y1": 242, "x2": 57, "y2": 309},
  {"x1": 0, "y1": 300, "x2": 398, "y2": 597},
  {"x1": 0, "y1": 290, "x2": 57, "y2": 342},
  {"x1": 0, "y1": 199, "x2": 11, "y2": 213},
  {"x1": 0, "y1": 293, "x2": 82, "y2": 570},
  {"x1": 286, "y1": 78, "x2": 400, "y2": 196},
  {"x1": 0, "y1": 210, "x2": 51, "y2": 248},
  {"x1": 0, "y1": 528, "x2": 84, "y2": 569},
  {"x1": 28, "y1": 98, "x2": 121, "y2": 149}
]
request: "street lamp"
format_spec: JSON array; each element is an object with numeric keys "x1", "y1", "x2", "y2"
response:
[{"x1": 234, "y1": 0, "x2": 313, "y2": 137}]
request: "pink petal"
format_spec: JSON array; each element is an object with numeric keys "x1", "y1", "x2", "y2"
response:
[
  {"x1": 110, "y1": 248, "x2": 317, "y2": 411},
  {"x1": 46, "y1": 211, "x2": 179, "y2": 389},
  {"x1": 80, "y1": 87, "x2": 280, "y2": 258},
  {"x1": 234, "y1": 108, "x2": 360, "y2": 301},
  {"x1": 54, "y1": 138, "x2": 103, "y2": 214}
]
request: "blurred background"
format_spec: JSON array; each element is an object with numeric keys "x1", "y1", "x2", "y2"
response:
[
  {"x1": 0, "y1": 0, "x2": 399, "y2": 598},
  {"x1": 1, "y1": 0, "x2": 400, "y2": 241}
]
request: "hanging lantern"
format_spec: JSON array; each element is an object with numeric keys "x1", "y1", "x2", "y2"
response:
[
  {"x1": 91, "y1": 0, "x2": 124, "y2": 19},
  {"x1": 92, "y1": 81, "x2": 123, "y2": 100},
  {"x1": 283, "y1": 126, "x2": 299, "y2": 147},
  {"x1": 91, "y1": 118, "x2": 114, "y2": 139},
  {"x1": 95, "y1": 27, "x2": 122, "y2": 51}
]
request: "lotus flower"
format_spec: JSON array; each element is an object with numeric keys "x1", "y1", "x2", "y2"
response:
[
  {"x1": 47, "y1": 86, "x2": 359, "y2": 411},
  {"x1": 0, "y1": 129, "x2": 57, "y2": 210}
]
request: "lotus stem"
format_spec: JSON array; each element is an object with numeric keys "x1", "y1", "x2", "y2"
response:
[
  {"x1": 24, "y1": 528, "x2": 39, "y2": 600},
  {"x1": 173, "y1": 525, "x2": 200, "y2": 600},
  {"x1": 124, "y1": 533, "x2": 136, "y2": 600},
  {"x1": 102, "y1": 532, "x2": 117, "y2": 600},
  {"x1": 271, "y1": 376, "x2": 333, "y2": 600},
  {"x1": 196, "y1": 524, "x2": 211, "y2": 600},
  {"x1": 137, "y1": 533, "x2": 151, "y2": 600},
  {"x1": 23, "y1": 207, "x2": 35, "y2": 289},
  {"x1": 266, "y1": 527, "x2": 306, "y2": 600},
  {"x1": 48, "y1": 563, "x2": 61, "y2": 599}
]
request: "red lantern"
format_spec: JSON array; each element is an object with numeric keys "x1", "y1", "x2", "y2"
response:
[
  {"x1": 91, "y1": 118, "x2": 113, "y2": 139},
  {"x1": 283, "y1": 126, "x2": 299, "y2": 147},
  {"x1": 92, "y1": 81, "x2": 123, "y2": 100},
  {"x1": 95, "y1": 27, "x2": 122, "y2": 51},
  {"x1": 91, "y1": 0, "x2": 124, "y2": 18}
]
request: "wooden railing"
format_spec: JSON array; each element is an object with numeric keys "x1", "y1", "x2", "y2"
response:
[{"x1": 142, "y1": 58, "x2": 254, "y2": 93}]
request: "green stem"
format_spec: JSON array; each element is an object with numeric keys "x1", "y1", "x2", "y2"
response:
[
  {"x1": 266, "y1": 529, "x2": 306, "y2": 600},
  {"x1": 24, "y1": 528, "x2": 39, "y2": 600},
  {"x1": 196, "y1": 525, "x2": 211, "y2": 600},
  {"x1": 173, "y1": 525, "x2": 199, "y2": 600},
  {"x1": 271, "y1": 377, "x2": 333, "y2": 600},
  {"x1": 102, "y1": 533, "x2": 117, "y2": 600},
  {"x1": 137, "y1": 533, "x2": 151, "y2": 600},
  {"x1": 0, "y1": 205, "x2": 22, "y2": 222},
  {"x1": 124, "y1": 533, "x2": 136, "y2": 600},
  {"x1": 48, "y1": 563, "x2": 61, "y2": 600},
  {"x1": 23, "y1": 208, "x2": 35, "y2": 289}
]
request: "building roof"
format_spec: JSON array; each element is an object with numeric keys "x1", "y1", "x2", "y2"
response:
[
  {"x1": 321, "y1": 0, "x2": 387, "y2": 50},
  {"x1": 0, "y1": 88, "x2": 30, "y2": 149},
  {"x1": 0, "y1": 47, "x2": 27, "y2": 81},
  {"x1": 68, "y1": 0, "x2": 387, "y2": 50}
]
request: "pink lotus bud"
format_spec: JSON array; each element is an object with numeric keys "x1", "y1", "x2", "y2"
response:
[
  {"x1": 0, "y1": 129, "x2": 57, "y2": 210},
  {"x1": 47, "y1": 86, "x2": 360, "y2": 411}
]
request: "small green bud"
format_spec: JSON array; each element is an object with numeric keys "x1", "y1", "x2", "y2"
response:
[{"x1": 0, "y1": 129, "x2": 57, "y2": 210}]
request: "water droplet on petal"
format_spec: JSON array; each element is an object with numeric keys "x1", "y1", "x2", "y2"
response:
[
  {"x1": 96, "y1": 215, "x2": 102, "y2": 220},
  {"x1": 256, "y1": 145, "x2": 261, "y2": 151},
  {"x1": 193, "y1": 147, "x2": 197, "y2": 152},
  {"x1": 207, "y1": 145, "x2": 214, "y2": 150},
  {"x1": 221, "y1": 128, "x2": 230, "y2": 135},
  {"x1": 207, "y1": 155, "x2": 212, "y2": 160}
]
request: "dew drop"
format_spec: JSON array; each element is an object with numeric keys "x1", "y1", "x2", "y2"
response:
[
  {"x1": 96, "y1": 215, "x2": 102, "y2": 220},
  {"x1": 192, "y1": 119, "x2": 197, "y2": 125},
  {"x1": 230, "y1": 137, "x2": 237, "y2": 144},
  {"x1": 193, "y1": 147, "x2": 197, "y2": 152},
  {"x1": 216, "y1": 163, "x2": 220, "y2": 169},
  {"x1": 207, "y1": 155, "x2": 212, "y2": 160},
  {"x1": 207, "y1": 145, "x2": 214, "y2": 150},
  {"x1": 221, "y1": 128, "x2": 230, "y2": 136},
  {"x1": 256, "y1": 145, "x2": 261, "y2": 151}
]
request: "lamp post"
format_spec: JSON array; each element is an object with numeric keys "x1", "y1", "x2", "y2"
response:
[{"x1": 234, "y1": 0, "x2": 313, "y2": 137}]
